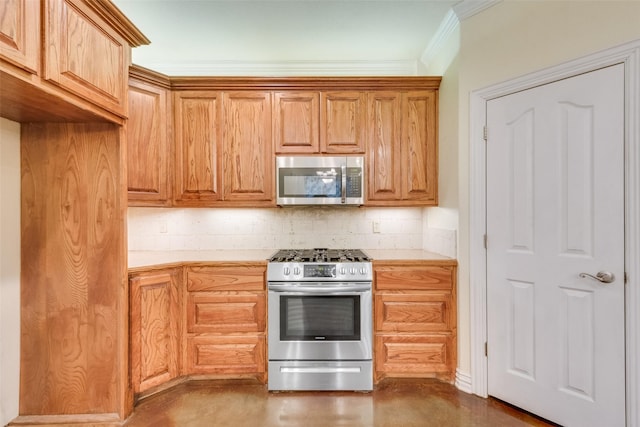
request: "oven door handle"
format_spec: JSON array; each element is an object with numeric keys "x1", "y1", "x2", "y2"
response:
[{"x1": 268, "y1": 283, "x2": 371, "y2": 294}]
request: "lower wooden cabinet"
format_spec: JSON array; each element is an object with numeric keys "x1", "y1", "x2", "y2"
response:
[
  {"x1": 129, "y1": 268, "x2": 182, "y2": 394},
  {"x1": 184, "y1": 263, "x2": 267, "y2": 382},
  {"x1": 373, "y1": 261, "x2": 457, "y2": 382}
]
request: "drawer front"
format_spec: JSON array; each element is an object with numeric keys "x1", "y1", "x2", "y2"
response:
[
  {"x1": 374, "y1": 266, "x2": 453, "y2": 291},
  {"x1": 187, "y1": 292, "x2": 265, "y2": 333},
  {"x1": 187, "y1": 266, "x2": 265, "y2": 291},
  {"x1": 375, "y1": 334, "x2": 454, "y2": 377},
  {"x1": 187, "y1": 335, "x2": 265, "y2": 375},
  {"x1": 375, "y1": 293, "x2": 453, "y2": 332}
]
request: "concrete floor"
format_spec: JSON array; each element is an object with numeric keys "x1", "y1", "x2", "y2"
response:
[{"x1": 124, "y1": 379, "x2": 557, "y2": 427}]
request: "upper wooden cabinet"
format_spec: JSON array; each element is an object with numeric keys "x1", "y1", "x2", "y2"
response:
[
  {"x1": 273, "y1": 91, "x2": 320, "y2": 154},
  {"x1": 274, "y1": 90, "x2": 367, "y2": 154},
  {"x1": 222, "y1": 91, "x2": 274, "y2": 204},
  {"x1": 127, "y1": 66, "x2": 172, "y2": 206},
  {"x1": 173, "y1": 90, "x2": 223, "y2": 205},
  {"x1": 321, "y1": 91, "x2": 367, "y2": 154},
  {"x1": 0, "y1": 0, "x2": 39, "y2": 74},
  {"x1": 367, "y1": 90, "x2": 438, "y2": 206},
  {"x1": 0, "y1": 0, "x2": 148, "y2": 123}
]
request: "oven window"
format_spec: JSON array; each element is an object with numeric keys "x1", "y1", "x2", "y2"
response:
[{"x1": 280, "y1": 295, "x2": 360, "y2": 341}]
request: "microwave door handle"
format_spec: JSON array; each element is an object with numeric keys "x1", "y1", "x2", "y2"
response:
[{"x1": 341, "y1": 164, "x2": 347, "y2": 203}]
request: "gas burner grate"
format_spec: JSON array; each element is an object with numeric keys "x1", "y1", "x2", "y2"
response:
[{"x1": 269, "y1": 248, "x2": 371, "y2": 263}]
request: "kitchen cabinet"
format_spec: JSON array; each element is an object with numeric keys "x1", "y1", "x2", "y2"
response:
[
  {"x1": 173, "y1": 90, "x2": 223, "y2": 205},
  {"x1": 127, "y1": 66, "x2": 172, "y2": 206},
  {"x1": 274, "y1": 91, "x2": 320, "y2": 154},
  {"x1": 321, "y1": 91, "x2": 367, "y2": 153},
  {"x1": 367, "y1": 90, "x2": 438, "y2": 205},
  {"x1": 373, "y1": 261, "x2": 457, "y2": 383},
  {"x1": 274, "y1": 90, "x2": 366, "y2": 155},
  {"x1": 222, "y1": 91, "x2": 274, "y2": 205},
  {"x1": 129, "y1": 268, "x2": 182, "y2": 394},
  {"x1": 0, "y1": 0, "x2": 39, "y2": 74},
  {"x1": 0, "y1": 0, "x2": 149, "y2": 123},
  {"x1": 185, "y1": 264, "x2": 267, "y2": 382}
]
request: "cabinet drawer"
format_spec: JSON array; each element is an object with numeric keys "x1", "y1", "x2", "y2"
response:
[
  {"x1": 375, "y1": 293, "x2": 453, "y2": 332},
  {"x1": 187, "y1": 292, "x2": 265, "y2": 333},
  {"x1": 187, "y1": 266, "x2": 265, "y2": 291},
  {"x1": 374, "y1": 266, "x2": 453, "y2": 291},
  {"x1": 375, "y1": 334, "x2": 454, "y2": 378},
  {"x1": 187, "y1": 335, "x2": 265, "y2": 375}
]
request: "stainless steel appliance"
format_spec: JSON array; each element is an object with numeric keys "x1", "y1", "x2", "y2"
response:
[
  {"x1": 275, "y1": 156, "x2": 364, "y2": 206},
  {"x1": 267, "y1": 248, "x2": 373, "y2": 391}
]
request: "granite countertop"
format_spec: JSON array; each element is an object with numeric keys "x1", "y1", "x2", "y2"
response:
[{"x1": 128, "y1": 249, "x2": 454, "y2": 269}]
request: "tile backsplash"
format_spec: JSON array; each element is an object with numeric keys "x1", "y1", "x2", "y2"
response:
[{"x1": 128, "y1": 207, "x2": 457, "y2": 258}]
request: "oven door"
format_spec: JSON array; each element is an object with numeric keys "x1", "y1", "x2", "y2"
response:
[{"x1": 268, "y1": 282, "x2": 372, "y2": 361}]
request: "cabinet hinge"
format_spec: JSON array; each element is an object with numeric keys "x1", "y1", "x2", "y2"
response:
[
  {"x1": 483, "y1": 234, "x2": 487, "y2": 249},
  {"x1": 483, "y1": 126, "x2": 488, "y2": 141},
  {"x1": 485, "y1": 342, "x2": 488, "y2": 357}
]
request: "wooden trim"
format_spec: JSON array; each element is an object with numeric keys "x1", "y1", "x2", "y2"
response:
[
  {"x1": 8, "y1": 413, "x2": 122, "y2": 426},
  {"x1": 83, "y1": 0, "x2": 150, "y2": 46},
  {"x1": 129, "y1": 64, "x2": 172, "y2": 90},
  {"x1": 169, "y1": 76, "x2": 442, "y2": 91}
]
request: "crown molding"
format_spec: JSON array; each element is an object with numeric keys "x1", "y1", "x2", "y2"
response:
[
  {"x1": 452, "y1": 0, "x2": 501, "y2": 21},
  {"x1": 420, "y1": 9, "x2": 459, "y2": 69},
  {"x1": 134, "y1": 60, "x2": 420, "y2": 77}
]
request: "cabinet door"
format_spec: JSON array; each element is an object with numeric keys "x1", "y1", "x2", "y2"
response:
[
  {"x1": 222, "y1": 91, "x2": 273, "y2": 203},
  {"x1": 367, "y1": 91, "x2": 402, "y2": 201},
  {"x1": 274, "y1": 91, "x2": 319, "y2": 154},
  {"x1": 127, "y1": 79, "x2": 171, "y2": 206},
  {"x1": 374, "y1": 334, "x2": 455, "y2": 381},
  {"x1": 43, "y1": 0, "x2": 129, "y2": 116},
  {"x1": 130, "y1": 270, "x2": 181, "y2": 394},
  {"x1": 173, "y1": 91, "x2": 223, "y2": 204},
  {"x1": 401, "y1": 90, "x2": 438, "y2": 203},
  {"x1": 186, "y1": 335, "x2": 266, "y2": 378},
  {"x1": 0, "y1": 0, "x2": 39, "y2": 73},
  {"x1": 320, "y1": 91, "x2": 366, "y2": 153}
]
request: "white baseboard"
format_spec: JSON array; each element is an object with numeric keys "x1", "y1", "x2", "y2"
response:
[{"x1": 455, "y1": 368, "x2": 473, "y2": 394}]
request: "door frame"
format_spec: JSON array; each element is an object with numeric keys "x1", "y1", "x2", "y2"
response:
[{"x1": 469, "y1": 39, "x2": 640, "y2": 426}]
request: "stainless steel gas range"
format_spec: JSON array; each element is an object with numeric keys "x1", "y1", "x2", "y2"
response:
[{"x1": 267, "y1": 248, "x2": 373, "y2": 391}]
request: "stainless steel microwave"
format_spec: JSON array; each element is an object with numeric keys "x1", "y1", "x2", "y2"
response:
[{"x1": 276, "y1": 156, "x2": 364, "y2": 206}]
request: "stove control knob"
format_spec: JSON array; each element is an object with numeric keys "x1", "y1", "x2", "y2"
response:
[
  {"x1": 340, "y1": 267, "x2": 347, "y2": 275},
  {"x1": 293, "y1": 267, "x2": 301, "y2": 276},
  {"x1": 284, "y1": 267, "x2": 290, "y2": 276},
  {"x1": 360, "y1": 267, "x2": 367, "y2": 275},
  {"x1": 349, "y1": 268, "x2": 356, "y2": 275}
]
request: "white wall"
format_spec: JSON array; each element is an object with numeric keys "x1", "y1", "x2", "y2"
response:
[
  {"x1": 0, "y1": 118, "x2": 20, "y2": 426},
  {"x1": 453, "y1": 0, "x2": 640, "y2": 379},
  {"x1": 128, "y1": 207, "x2": 457, "y2": 258}
]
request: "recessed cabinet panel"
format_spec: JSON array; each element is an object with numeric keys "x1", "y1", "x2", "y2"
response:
[
  {"x1": 375, "y1": 335, "x2": 453, "y2": 378},
  {"x1": 375, "y1": 293, "x2": 453, "y2": 332},
  {"x1": 44, "y1": 0, "x2": 128, "y2": 116},
  {"x1": 127, "y1": 78, "x2": 171, "y2": 205},
  {"x1": 367, "y1": 92, "x2": 402, "y2": 200},
  {"x1": 374, "y1": 266, "x2": 453, "y2": 291},
  {"x1": 222, "y1": 92, "x2": 273, "y2": 202},
  {"x1": 402, "y1": 91, "x2": 437, "y2": 202},
  {"x1": 173, "y1": 91, "x2": 222, "y2": 203},
  {"x1": 187, "y1": 266, "x2": 265, "y2": 292},
  {"x1": 274, "y1": 91, "x2": 320, "y2": 154},
  {"x1": 187, "y1": 293, "x2": 266, "y2": 334},
  {"x1": 187, "y1": 335, "x2": 265, "y2": 376},
  {"x1": 321, "y1": 91, "x2": 366, "y2": 153},
  {"x1": 0, "y1": 0, "x2": 39, "y2": 73}
]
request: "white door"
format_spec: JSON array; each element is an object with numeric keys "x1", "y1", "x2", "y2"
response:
[{"x1": 486, "y1": 64, "x2": 625, "y2": 427}]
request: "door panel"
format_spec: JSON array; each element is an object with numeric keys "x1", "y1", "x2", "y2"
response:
[{"x1": 486, "y1": 64, "x2": 625, "y2": 427}]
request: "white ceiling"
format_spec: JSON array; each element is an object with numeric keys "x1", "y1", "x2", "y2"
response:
[{"x1": 113, "y1": 0, "x2": 480, "y2": 76}]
